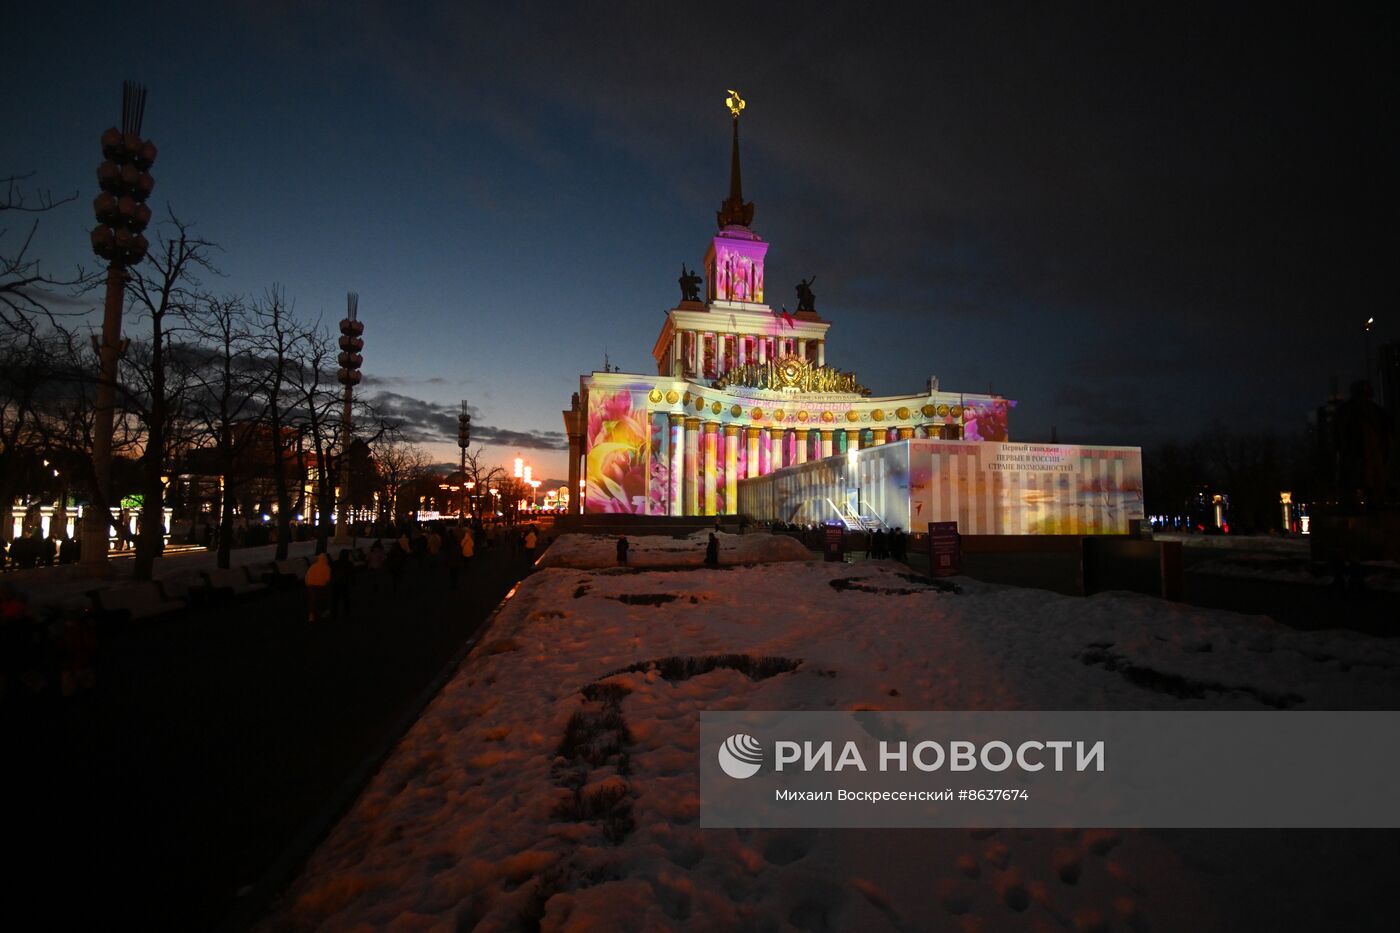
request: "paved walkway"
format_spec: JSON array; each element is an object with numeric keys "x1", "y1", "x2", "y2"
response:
[{"x1": 3, "y1": 545, "x2": 528, "y2": 931}]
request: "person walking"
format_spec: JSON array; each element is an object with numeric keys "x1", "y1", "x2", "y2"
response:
[
  {"x1": 366, "y1": 539, "x2": 387, "y2": 595},
  {"x1": 460, "y1": 526, "x2": 475, "y2": 577},
  {"x1": 330, "y1": 549, "x2": 355, "y2": 621},
  {"x1": 305, "y1": 553, "x2": 331, "y2": 622},
  {"x1": 523, "y1": 526, "x2": 538, "y2": 565},
  {"x1": 616, "y1": 536, "x2": 629, "y2": 566},
  {"x1": 386, "y1": 539, "x2": 406, "y2": 593},
  {"x1": 704, "y1": 532, "x2": 720, "y2": 568}
]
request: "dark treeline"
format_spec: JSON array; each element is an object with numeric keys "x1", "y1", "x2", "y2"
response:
[
  {"x1": 1, "y1": 177, "x2": 464, "y2": 578},
  {"x1": 1143, "y1": 422, "x2": 1320, "y2": 534}
]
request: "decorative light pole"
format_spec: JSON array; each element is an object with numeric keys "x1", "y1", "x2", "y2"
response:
[
  {"x1": 457, "y1": 401, "x2": 471, "y2": 525},
  {"x1": 82, "y1": 82, "x2": 156, "y2": 573},
  {"x1": 332, "y1": 294, "x2": 364, "y2": 546}
]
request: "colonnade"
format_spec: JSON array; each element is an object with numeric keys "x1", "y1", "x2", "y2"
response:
[
  {"x1": 670, "y1": 330, "x2": 825, "y2": 378},
  {"x1": 664, "y1": 417, "x2": 959, "y2": 516}
]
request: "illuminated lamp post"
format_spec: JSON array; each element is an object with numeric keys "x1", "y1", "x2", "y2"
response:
[
  {"x1": 1364, "y1": 317, "x2": 1375, "y2": 386},
  {"x1": 465, "y1": 480, "x2": 475, "y2": 518},
  {"x1": 332, "y1": 294, "x2": 364, "y2": 546},
  {"x1": 529, "y1": 479, "x2": 541, "y2": 511},
  {"x1": 457, "y1": 401, "x2": 471, "y2": 525},
  {"x1": 82, "y1": 81, "x2": 156, "y2": 573},
  {"x1": 488, "y1": 487, "x2": 499, "y2": 518}
]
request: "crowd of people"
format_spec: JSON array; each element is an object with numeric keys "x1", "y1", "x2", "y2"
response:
[{"x1": 300, "y1": 521, "x2": 546, "y2": 623}]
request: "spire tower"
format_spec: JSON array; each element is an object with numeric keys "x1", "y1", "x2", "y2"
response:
[{"x1": 716, "y1": 89, "x2": 754, "y2": 228}]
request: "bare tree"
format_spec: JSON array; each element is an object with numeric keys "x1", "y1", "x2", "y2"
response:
[
  {"x1": 181, "y1": 294, "x2": 269, "y2": 567},
  {"x1": 0, "y1": 173, "x2": 88, "y2": 336},
  {"x1": 122, "y1": 214, "x2": 216, "y2": 579},
  {"x1": 251, "y1": 287, "x2": 309, "y2": 560},
  {"x1": 373, "y1": 428, "x2": 431, "y2": 522}
]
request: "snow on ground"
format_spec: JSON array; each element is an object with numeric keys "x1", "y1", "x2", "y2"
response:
[
  {"x1": 537, "y1": 530, "x2": 812, "y2": 569},
  {"x1": 264, "y1": 534, "x2": 1400, "y2": 932}
]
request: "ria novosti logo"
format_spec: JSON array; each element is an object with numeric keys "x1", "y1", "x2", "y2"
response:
[{"x1": 718, "y1": 733, "x2": 764, "y2": 779}]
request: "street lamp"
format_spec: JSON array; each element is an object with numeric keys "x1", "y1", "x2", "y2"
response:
[
  {"x1": 529, "y1": 479, "x2": 541, "y2": 510},
  {"x1": 1365, "y1": 317, "x2": 1376, "y2": 386},
  {"x1": 489, "y1": 487, "x2": 499, "y2": 518},
  {"x1": 457, "y1": 401, "x2": 471, "y2": 525}
]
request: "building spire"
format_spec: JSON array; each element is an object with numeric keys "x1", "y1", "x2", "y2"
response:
[{"x1": 717, "y1": 89, "x2": 754, "y2": 229}]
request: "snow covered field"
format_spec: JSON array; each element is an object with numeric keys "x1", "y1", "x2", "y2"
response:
[{"x1": 264, "y1": 533, "x2": 1400, "y2": 931}]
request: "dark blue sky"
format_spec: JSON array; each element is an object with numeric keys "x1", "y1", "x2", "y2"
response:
[{"x1": 6, "y1": 2, "x2": 1395, "y2": 478}]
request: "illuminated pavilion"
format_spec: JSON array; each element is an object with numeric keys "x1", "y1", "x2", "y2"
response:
[{"x1": 563, "y1": 92, "x2": 1142, "y2": 531}]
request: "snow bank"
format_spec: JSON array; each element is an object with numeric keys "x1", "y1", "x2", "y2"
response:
[
  {"x1": 264, "y1": 562, "x2": 1400, "y2": 931},
  {"x1": 536, "y1": 531, "x2": 813, "y2": 569}
]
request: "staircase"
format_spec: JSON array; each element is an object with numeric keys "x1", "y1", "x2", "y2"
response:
[{"x1": 825, "y1": 497, "x2": 887, "y2": 533}]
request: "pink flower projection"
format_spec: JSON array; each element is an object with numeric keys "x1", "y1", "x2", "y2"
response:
[
  {"x1": 963, "y1": 399, "x2": 1014, "y2": 442},
  {"x1": 585, "y1": 389, "x2": 651, "y2": 513}
]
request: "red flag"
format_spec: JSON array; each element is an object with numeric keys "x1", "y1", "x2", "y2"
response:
[{"x1": 781, "y1": 308, "x2": 796, "y2": 329}]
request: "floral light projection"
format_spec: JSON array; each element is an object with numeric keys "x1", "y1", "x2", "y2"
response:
[
  {"x1": 585, "y1": 388, "x2": 651, "y2": 513},
  {"x1": 647, "y1": 413, "x2": 669, "y2": 515},
  {"x1": 964, "y1": 399, "x2": 1015, "y2": 442}
]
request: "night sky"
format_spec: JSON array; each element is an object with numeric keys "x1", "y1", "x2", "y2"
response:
[{"x1": 6, "y1": 3, "x2": 1395, "y2": 480}]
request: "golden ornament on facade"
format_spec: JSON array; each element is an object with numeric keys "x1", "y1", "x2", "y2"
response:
[
  {"x1": 730, "y1": 404, "x2": 742, "y2": 417},
  {"x1": 872, "y1": 409, "x2": 885, "y2": 421},
  {"x1": 683, "y1": 391, "x2": 692, "y2": 405},
  {"x1": 666, "y1": 390, "x2": 679, "y2": 404},
  {"x1": 773, "y1": 409, "x2": 785, "y2": 422},
  {"x1": 797, "y1": 410, "x2": 809, "y2": 422},
  {"x1": 951, "y1": 405, "x2": 964, "y2": 418},
  {"x1": 922, "y1": 404, "x2": 936, "y2": 417},
  {"x1": 711, "y1": 401, "x2": 722, "y2": 414},
  {"x1": 896, "y1": 406, "x2": 910, "y2": 420},
  {"x1": 937, "y1": 404, "x2": 950, "y2": 417},
  {"x1": 694, "y1": 396, "x2": 705, "y2": 410},
  {"x1": 846, "y1": 410, "x2": 860, "y2": 422},
  {"x1": 648, "y1": 388, "x2": 663, "y2": 403},
  {"x1": 821, "y1": 410, "x2": 834, "y2": 423},
  {"x1": 751, "y1": 407, "x2": 764, "y2": 420}
]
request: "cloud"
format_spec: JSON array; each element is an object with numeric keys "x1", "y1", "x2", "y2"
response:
[{"x1": 366, "y1": 390, "x2": 566, "y2": 450}]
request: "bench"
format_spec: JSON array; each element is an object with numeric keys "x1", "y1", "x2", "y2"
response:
[
  {"x1": 203, "y1": 566, "x2": 270, "y2": 599},
  {"x1": 275, "y1": 557, "x2": 309, "y2": 581},
  {"x1": 89, "y1": 582, "x2": 185, "y2": 623},
  {"x1": 161, "y1": 569, "x2": 213, "y2": 607}
]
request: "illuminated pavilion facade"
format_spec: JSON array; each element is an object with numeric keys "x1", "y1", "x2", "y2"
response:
[{"x1": 562, "y1": 93, "x2": 1013, "y2": 518}]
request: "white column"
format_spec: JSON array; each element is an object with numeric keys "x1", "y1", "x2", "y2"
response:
[
  {"x1": 846, "y1": 429, "x2": 861, "y2": 452},
  {"x1": 703, "y1": 422, "x2": 719, "y2": 516},
  {"x1": 669, "y1": 414, "x2": 684, "y2": 516},
  {"x1": 820, "y1": 430, "x2": 833, "y2": 459},
  {"x1": 672, "y1": 331, "x2": 682, "y2": 377},
  {"x1": 817, "y1": 341, "x2": 825, "y2": 367},
  {"x1": 746, "y1": 427, "x2": 761, "y2": 479},
  {"x1": 685, "y1": 418, "x2": 700, "y2": 515},
  {"x1": 795, "y1": 429, "x2": 809, "y2": 465},
  {"x1": 798, "y1": 338, "x2": 807, "y2": 361},
  {"x1": 758, "y1": 338, "x2": 767, "y2": 364},
  {"x1": 769, "y1": 427, "x2": 785, "y2": 472},
  {"x1": 724, "y1": 425, "x2": 739, "y2": 514}
]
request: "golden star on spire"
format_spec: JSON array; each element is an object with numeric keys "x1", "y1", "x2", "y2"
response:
[{"x1": 725, "y1": 89, "x2": 746, "y2": 118}]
